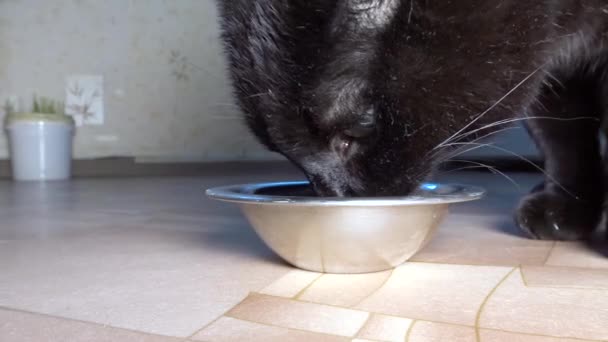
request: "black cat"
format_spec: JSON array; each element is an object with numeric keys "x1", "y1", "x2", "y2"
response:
[{"x1": 217, "y1": 0, "x2": 608, "y2": 241}]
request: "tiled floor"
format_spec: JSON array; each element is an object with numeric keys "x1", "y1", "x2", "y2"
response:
[{"x1": 1, "y1": 167, "x2": 608, "y2": 341}]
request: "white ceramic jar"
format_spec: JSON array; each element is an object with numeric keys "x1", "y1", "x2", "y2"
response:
[{"x1": 5, "y1": 113, "x2": 75, "y2": 181}]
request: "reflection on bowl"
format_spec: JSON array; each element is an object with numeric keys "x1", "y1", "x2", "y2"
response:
[{"x1": 206, "y1": 181, "x2": 484, "y2": 274}]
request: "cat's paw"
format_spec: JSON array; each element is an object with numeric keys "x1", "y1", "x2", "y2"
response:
[{"x1": 515, "y1": 190, "x2": 601, "y2": 241}]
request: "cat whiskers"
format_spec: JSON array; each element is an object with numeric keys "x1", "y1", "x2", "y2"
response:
[
  {"x1": 440, "y1": 165, "x2": 497, "y2": 174},
  {"x1": 416, "y1": 136, "x2": 504, "y2": 186},
  {"x1": 435, "y1": 65, "x2": 544, "y2": 150},
  {"x1": 426, "y1": 125, "x2": 521, "y2": 161},
  {"x1": 440, "y1": 141, "x2": 578, "y2": 199},
  {"x1": 435, "y1": 115, "x2": 598, "y2": 150},
  {"x1": 446, "y1": 159, "x2": 521, "y2": 189},
  {"x1": 426, "y1": 115, "x2": 598, "y2": 198}
]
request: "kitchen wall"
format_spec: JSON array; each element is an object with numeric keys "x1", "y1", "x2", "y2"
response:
[
  {"x1": 0, "y1": 0, "x2": 537, "y2": 162},
  {"x1": 0, "y1": 0, "x2": 279, "y2": 161}
]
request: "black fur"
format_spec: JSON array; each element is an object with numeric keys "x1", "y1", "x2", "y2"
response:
[{"x1": 218, "y1": 0, "x2": 608, "y2": 241}]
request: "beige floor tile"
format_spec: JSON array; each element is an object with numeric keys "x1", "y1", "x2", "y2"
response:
[
  {"x1": 298, "y1": 270, "x2": 393, "y2": 307},
  {"x1": 521, "y1": 265, "x2": 608, "y2": 290},
  {"x1": 478, "y1": 329, "x2": 596, "y2": 341},
  {"x1": 192, "y1": 316, "x2": 349, "y2": 342},
  {"x1": 355, "y1": 263, "x2": 512, "y2": 326},
  {"x1": 260, "y1": 270, "x2": 321, "y2": 298},
  {"x1": 407, "y1": 321, "x2": 475, "y2": 342},
  {"x1": 412, "y1": 215, "x2": 554, "y2": 266},
  {"x1": 0, "y1": 227, "x2": 290, "y2": 337},
  {"x1": 356, "y1": 314, "x2": 413, "y2": 342},
  {"x1": 226, "y1": 293, "x2": 369, "y2": 337},
  {"x1": 479, "y1": 269, "x2": 608, "y2": 340},
  {"x1": 0, "y1": 308, "x2": 180, "y2": 342},
  {"x1": 545, "y1": 242, "x2": 608, "y2": 269}
]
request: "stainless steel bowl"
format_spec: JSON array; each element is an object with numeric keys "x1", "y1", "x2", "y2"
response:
[{"x1": 206, "y1": 181, "x2": 484, "y2": 274}]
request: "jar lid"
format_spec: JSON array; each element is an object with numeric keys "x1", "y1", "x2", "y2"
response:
[{"x1": 5, "y1": 112, "x2": 75, "y2": 126}]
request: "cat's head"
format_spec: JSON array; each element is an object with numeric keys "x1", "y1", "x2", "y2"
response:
[{"x1": 219, "y1": 0, "x2": 538, "y2": 196}]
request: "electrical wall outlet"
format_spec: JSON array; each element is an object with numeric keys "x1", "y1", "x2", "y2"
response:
[{"x1": 65, "y1": 75, "x2": 104, "y2": 126}]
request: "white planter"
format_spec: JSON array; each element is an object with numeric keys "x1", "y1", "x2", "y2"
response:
[{"x1": 5, "y1": 114, "x2": 74, "y2": 181}]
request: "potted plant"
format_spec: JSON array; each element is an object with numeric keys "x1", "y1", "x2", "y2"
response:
[{"x1": 4, "y1": 96, "x2": 75, "y2": 181}]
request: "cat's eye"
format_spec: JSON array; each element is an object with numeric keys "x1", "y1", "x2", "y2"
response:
[
  {"x1": 338, "y1": 138, "x2": 352, "y2": 152},
  {"x1": 332, "y1": 135, "x2": 354, "y2": 158},
  {"x1": 332, "y1": 109, "x2": 375, "y2": 158},
  {"x1": 344, "y1": 114, "x2": 376, "y2": 138}
]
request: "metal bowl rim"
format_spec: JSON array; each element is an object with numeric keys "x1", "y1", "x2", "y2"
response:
[{"x1": 206, "y1": 181, "x2": 485, "y2": 206}]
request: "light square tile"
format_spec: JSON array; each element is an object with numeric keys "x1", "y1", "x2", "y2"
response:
[
  {"x1": 259, "y1": 270, "x2": 321, "y2": 298},
  {"x1": 298, "y1": 270, "x2": 393, "y2": 307},
  {"x1": 480, "y1": 269, "x2": 608, "y2": 340},
  {"x1": 0, "y1": 212, "x2": 290, "y2": 337},
  {"x1": 545, "y1": 242, "x2": 608, "y2": 269},
  {"x1": 521, "y1": 265, "x2": 608, "y2": 290},
  {"x1": 355, "y1": 263, "x2": 512, "y2": 326},
  {"x1": 0, "y1": 308, "x2": 180, "y2": 342},
  {"x1": 192, "y1": 316, "x2": 348, "y2": 342},
  {"x1": 227, "y1": 293, "x2": 369, "y2": 337},
  {"x1": 356, "y1": 314, "x2": 412, "y2": 342},
  {"x1": 478, "y1": 329, "x2": 596, "y2": 341},
  {"x1": 408, "y1": 321, "x2": 475, "y2": 342},
  {"x1": 412, "y1": 215, "x2": 553, "y2": 266}
]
